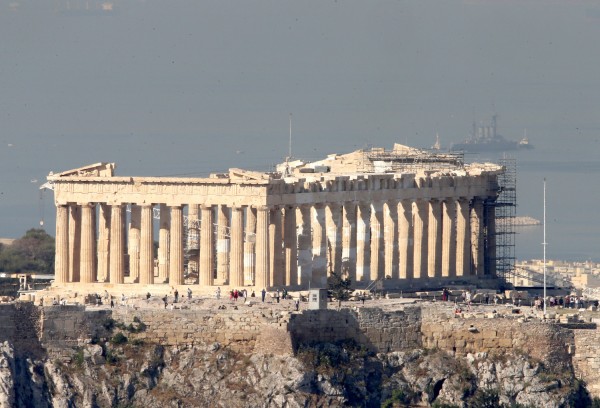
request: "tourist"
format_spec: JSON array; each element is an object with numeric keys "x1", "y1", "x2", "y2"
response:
[
  {"x1": 243, "y1": 289, "x2": 248, "y2": 300},
  {"x1": 234, "y1": 289, "x2": 239, "y2": 301},
  {"x1": 121, "y1": 294, "x2": 126, "y2": 307},
  {"x1": 110, "y1": 298, "x2": 114, "y2": 308},
  {"x1": 282, "y1": 288, "x2": 287, "y2": 300},
  {"x1": 216, "y1": 287, "x2": 221, "y2": 300},
  {"x1": 162, "y1": 295, "x2": 168, "y2": 308},
  {"x1": 174, "y1": 289, "x2": 179, "y2": 303},
  {"x1": 295, "y1": 299, "x2": 300, "y2": 311},
  {"x1": 484, "y1": 293, "x2": 490, "y2": 305},
  {"x1": 261, "y1": 288, "x2": 266, "y2": 302},
  {"x1": 146, "y1": 292, "x2": 151, "y2": 300},
  {"x1": 276, "y1": 289, "x2": 280, "y2": 303},
  {"x1": 187, "y1": 288, "x2": 192, "y2": 300},
  {"x1": 251, "y1": 290, "x2": 256, "y2": 298}
]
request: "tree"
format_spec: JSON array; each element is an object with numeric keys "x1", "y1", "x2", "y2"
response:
[
  {"x1": 327, "y1": 270, "x2": 353, "y2": 308},
  {"x1": 0, "y1": 229, "x2": 55, "y2": 274}
]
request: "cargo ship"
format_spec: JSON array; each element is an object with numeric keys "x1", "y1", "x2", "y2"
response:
[{"x1": 450, "y1": 115, "x2": 533, "y2": 153}]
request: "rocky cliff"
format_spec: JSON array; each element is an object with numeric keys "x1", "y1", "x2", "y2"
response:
[{"x1": 0, "y1": 300, "x2": 596, "y2": 407}]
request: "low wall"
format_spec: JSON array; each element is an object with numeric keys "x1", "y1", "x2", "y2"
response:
[
  {"x1": 420, "y1": 308, "x2": 574, "y2": 371},
  {"x1": 572, "y1": 328, "x2": 600, "y2": 395},
  {"x1": 4, "y1": 302, "x2": 600, "y2": 397},
  {"x1": 287, "y1": 306, "x2": 422, "y2": 352}
]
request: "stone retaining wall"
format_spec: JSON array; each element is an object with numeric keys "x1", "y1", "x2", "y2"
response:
[
  {"x1": 572, "y1": 328, "x2": 600, "y2": 395},
  {"x1": 420, "y1": 308, "x2": 574, "y2": 371},
  {"x1": 4, "y1": 302, "x2": 600, "y2": 397}
]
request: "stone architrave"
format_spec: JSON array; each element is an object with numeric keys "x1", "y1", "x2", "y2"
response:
[
  {"x1": 169, "y1": 205, "x2": 184, "y2": 285},
  {"x1": 109, "y1": 204, "x2": 125, "y2": 284}
]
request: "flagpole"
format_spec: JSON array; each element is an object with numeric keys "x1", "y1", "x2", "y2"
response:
[{"x1": 543, "y1": 178, "x2": 547, "y2": 317}]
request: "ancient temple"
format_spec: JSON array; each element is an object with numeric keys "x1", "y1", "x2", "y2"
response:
[{"x1": 49, "y1": 144, "x2": 503, "y2": 290}]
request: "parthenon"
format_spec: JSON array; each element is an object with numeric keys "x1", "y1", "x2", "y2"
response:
[{"x1": 49, "y1": 144, "x2": 504, "y2": 290}]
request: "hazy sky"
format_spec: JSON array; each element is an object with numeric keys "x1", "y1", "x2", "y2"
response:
[{"x1": 1, "y1": 0, "x2": 599, "y2": 261}]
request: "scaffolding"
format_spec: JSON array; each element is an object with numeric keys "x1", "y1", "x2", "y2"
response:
[
  {"x1": 362, "y1": 147, "x2": 465, "y2": 173},
  {"x1": 494, "y1": 158, "x2": 517, "y2": 281}
]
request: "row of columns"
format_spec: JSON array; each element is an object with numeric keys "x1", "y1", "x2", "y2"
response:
[{"x1": 55, "y1": 197, "x2": 493, "y2": 288}]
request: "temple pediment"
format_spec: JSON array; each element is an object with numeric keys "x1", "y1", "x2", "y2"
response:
[{"x1": 51, "y1": 163, "x2": 115, "y2": 178}]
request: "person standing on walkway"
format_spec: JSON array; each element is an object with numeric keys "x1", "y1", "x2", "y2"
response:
[{"x1": 261, "y1": 288, "x2": 266, "y2": 302}]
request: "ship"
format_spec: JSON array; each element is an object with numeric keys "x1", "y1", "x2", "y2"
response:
[{"x1": 449, "y1": 115, "x2": 533, "y2": 153}]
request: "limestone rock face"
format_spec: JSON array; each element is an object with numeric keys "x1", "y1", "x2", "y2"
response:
[
  {"x1": 0, "y1": 338, "x2": 585, "y2": 408},
  {"x1": 0, "y1": 342, "x2": 15, "y2": 408}
]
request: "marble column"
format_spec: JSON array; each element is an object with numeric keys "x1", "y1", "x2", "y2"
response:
[
  {"x1": 355, "y1": 203, "x2": 370, "y2": 282},
  {"x1": 229, "y1": 206, "x2": 244, "y2": 287},
  {"x1": 255, "y1": 206, "x2": 270, "y2": 289},
  {"x1": 158, "y1": 203, "x2": 170, "y2": 283},
  {"x1": 216, "y1": 205, "x2": 230, "y2": 284},
  {"x1": 283, "y1": 205, "x2": 298, "y2": 287},
  {"x1": 384, "y1": 201, "x2": 398, "y2": 279},
  {"x1": 139, "y1": 204, "x2": 154, "y2": 285},
  {"x1": 296, "y1": 205, "x2": 312, "y2": 287},
  {"x1": 427, "y1": 200, "x2": 442, "y2": 278},
  {"x1": 128, "y1": 204, "x2": 141, "y2": 282},
  {"x1": 199, "y1": 205, "x2": 214, "y2": 286},
  {"x1": 109, "y1": 204, "x2": 125, "y2": 284},
  {"x1": 186, "y1": 204, "x2": 200, "y2": 278},
  {"x1": 311, "y1": 204, "x2": 327, "y2": 287},
  {"x1": 68, "y1": 205, "x2": 81, "y2": 282},
  {"x1": 80, "y1": 203, "x2": 96, "y2": 283},
  {"x1": 97, "y1": 203, "x2": 110, "y2": 283},
  {"x1": 325, "y1": 203, "x2": 343, "y2": 275},
  {"x1": 370, "y1": 201, "x2": 384, "y2": 281},
  {"x1": 413, "y1": 200, "x2": 428, "y2": 279},
  {"x1": 244, "y1": 207, "x2": 256, "y2": 285},
  {"x1": 456, "y1": 198, "x2": 471, "y2": 277},
  {"x1": 341, "y1": 202, "x2": 357, "y2": 281},
  {"x1": 55, "y1": 205, "x2": 69, "y2": 284},
  {"x1": 398, "y1": 200, "x2": 413, "y2": 280},
  {"x1": 471, "y1": 198, "x2": 485, "y2": 277},
  {"x1": 169, "y1": 205, "x2": 184, "y2": 285},
  {"x1": 269, "y1": 207, "x2": 284, "y2": 287},
  {"x1": 441, "y1": 200, "x2": 457, "y2": 278}
]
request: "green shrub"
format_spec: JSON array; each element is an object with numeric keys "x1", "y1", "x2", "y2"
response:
[{"x1": 110, "y1": 332, "x2": 128, "y2": 345}]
